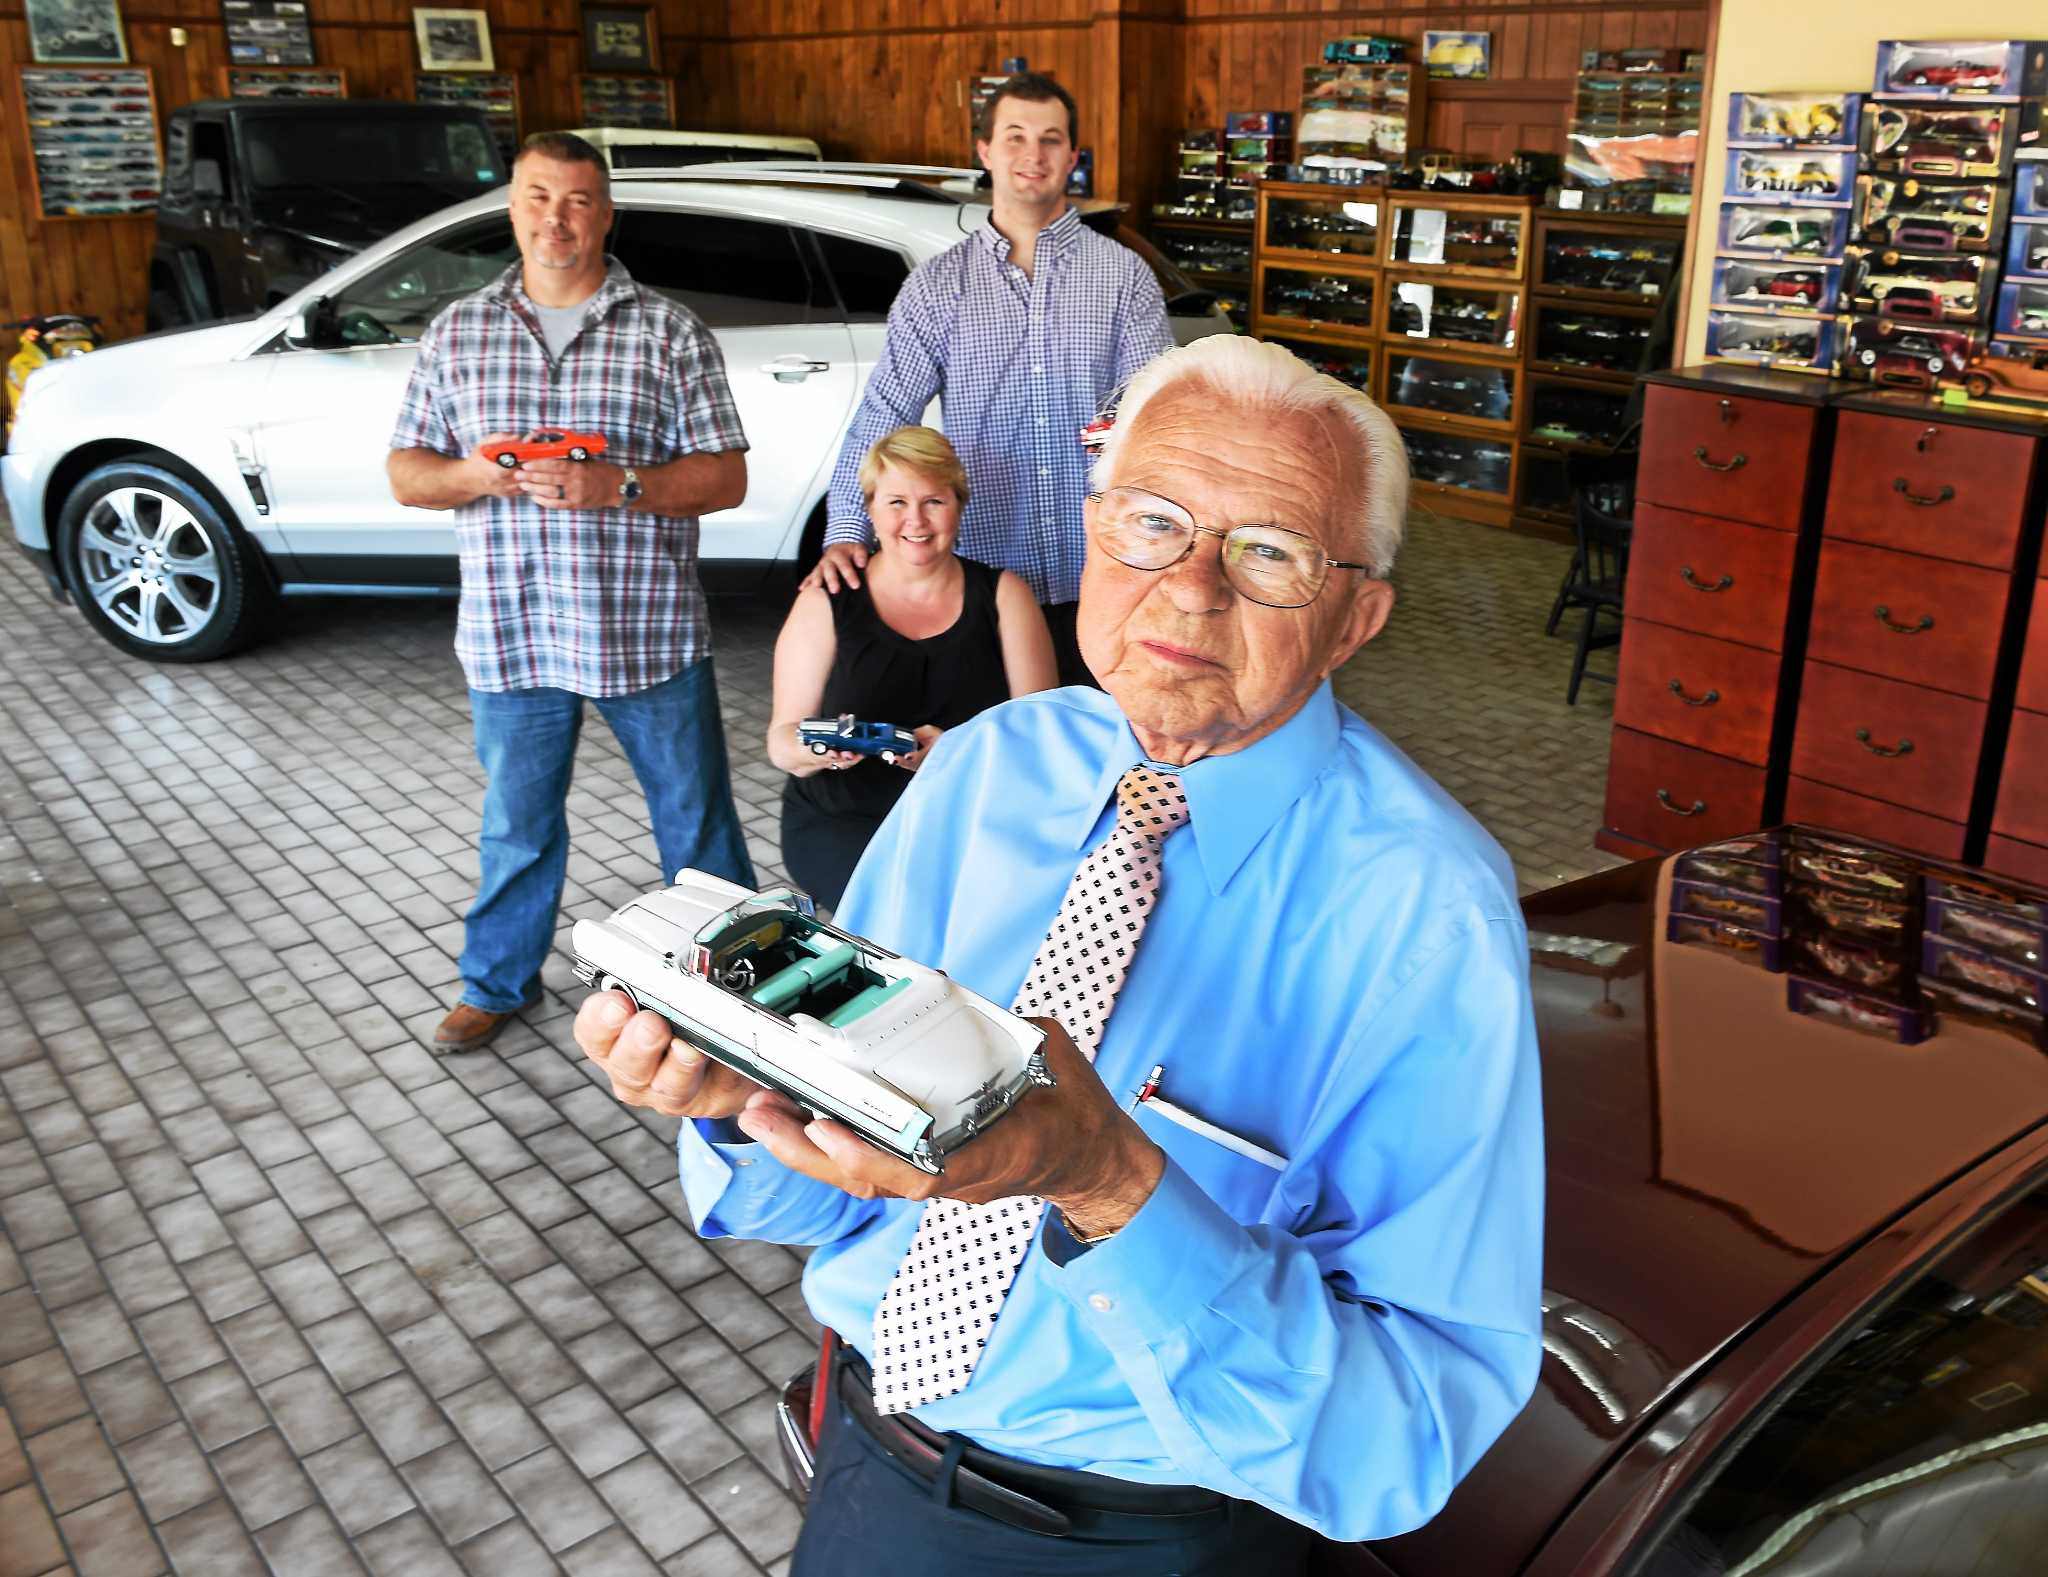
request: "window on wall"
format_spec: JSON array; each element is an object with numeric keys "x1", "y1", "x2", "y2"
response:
[{"x1": 609, "y1": 207, "x2": 826, "y2": 329}]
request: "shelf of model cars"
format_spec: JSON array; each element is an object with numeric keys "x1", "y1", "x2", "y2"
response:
[
  {"x1": 1526, "y1": 298, "x2": 1657, "y2": 382},
  {"x1": 1843, "y1": 247, "x2": 1995, "y2": 324},
  {"x1": 1382, "y1": 347, "x2": 1517, "y2": 435},
  {"x1": 1151, "y1": 217, "x2": 1253, "y2": 291},
  {"x1": 1381, "y1": 274, "x2": 1520, "y2": 357},
  {"x1": 1710, "y1": 257, "x2": 1842, "y2": 316},
  {"x1": 1393, "y1": 420, "x2": 1516, "y2": 523},
  {"x1": 1704, "y1": 308, "x2": 1837, "y2": 375},
  {"x1": 1299, "y1": 60, "x2": 1422, "y2": 170},
  {"x1": 21, "y1": 66, "x2": 163, "y2": 220},
  {"x1": 1727, "y1": 148, "x2": 1858, "y2": 206},
  {"x1": 1521, "y1": 373, "x2": 1634, "y2": 452},
  {"x1": 1873, "y1": 39, "x2": 2047, "y2": 101},
  {"x1": 223, "y1": 68, "x2": 348, "y2": 99},
  {"x1": 1253, "y1": 261, "x2": 1378, "y2": 347},
  {"x1": 1512, "y1": 446, "x2": 1574, "y2": 528},
  {"x1": 1864, "y1": 99, "x2": 2018, "y2": 180},
  {"x1": 578, "y1": 76, "x2": 675, "y2": 131},
  {"x1": 1853, "y1": 174, "x2": 2007, "y2": 254},
  {"x1": 1727, "y1": 92, "x2": 1863, "y2": 151},
  {"x1": 1261, "y1": 334, "x2": 1376, "y2": 396},
  {"x1": 1255, "y1": 182, "x2": 1383, "y2": 267},
  {"x1": 1533, "y1": 213, "x2": 1685, "y2": 304},
  {"x1": 1385, "y1": 194, "x2": 1531, "y2": 281}
]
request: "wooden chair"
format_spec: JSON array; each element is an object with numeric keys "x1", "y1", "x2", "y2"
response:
[{"x1": 1562, "y1": 444, "x2": 1639, "y2": 705}]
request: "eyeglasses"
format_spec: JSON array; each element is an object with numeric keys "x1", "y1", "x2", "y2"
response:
[{"x1": 1085, "y1": 487, "x2": 1372, "y2": 609}]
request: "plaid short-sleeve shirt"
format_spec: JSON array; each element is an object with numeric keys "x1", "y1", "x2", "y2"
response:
[{"x1": 390, "y1": 257, "x2": 749, "y2": 697}]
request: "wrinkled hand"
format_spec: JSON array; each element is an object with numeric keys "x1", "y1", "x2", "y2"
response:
[
  {"x1": 575, "y1": 989, "x2": 763, "y2": 1118},
  {"x1": 800, "y1": 540, "x2": 868, "y2": 593},
  {"x1": 734, "y1": 1019, "x2": 1165, "y2": 1233},
  {"x1": 893, "y1": 725, "x2": 943, "y2": 772},
  {"x1": 464, "y1": 433, "x2": 531, "y2": 501},
  {"x1": 518, "y1": 456, "x2": 625, "y2": 510}
]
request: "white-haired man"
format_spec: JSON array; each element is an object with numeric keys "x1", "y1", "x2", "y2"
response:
[{"x1": 577, "y1": 336, "x2": 1544, "y2": 1574}]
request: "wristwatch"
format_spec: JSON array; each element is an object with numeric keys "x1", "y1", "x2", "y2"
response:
[{"x1": 618, "y1": 467, "x2": 643, "y2": 506}]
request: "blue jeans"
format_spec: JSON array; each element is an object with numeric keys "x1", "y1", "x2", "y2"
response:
[{"x1": 461, "y1": 657, "x2": 756, "y2": 1013}]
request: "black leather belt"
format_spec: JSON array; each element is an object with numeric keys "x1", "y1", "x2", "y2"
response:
[{"x1": 835, "y1": 1354, "x2": 1226, "y2": 1538}]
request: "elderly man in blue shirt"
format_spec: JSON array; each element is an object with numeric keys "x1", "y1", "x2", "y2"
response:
[{"x1": 577, "y1": 334, "x2": 1544, "y2": 1574}]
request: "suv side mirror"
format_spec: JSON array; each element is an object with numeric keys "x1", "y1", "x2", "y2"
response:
[
  {"x1": 193, "y1": 159, "x2": 224, "y2": 200},
  {"x1": 284, "y1": 295, "x2": 336, "y2": 349}
]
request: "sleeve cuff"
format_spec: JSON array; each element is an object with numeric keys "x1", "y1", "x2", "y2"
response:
[
  {"x1": 823, "y1": 519, "x2": 873, "y2": 546},
  {"x1": 676, "y1": 1120, "x2": 776, "y2": 1237},
  {"x1": 1044, "y1": 1158, "x2": 1257, "y2": 1347}
]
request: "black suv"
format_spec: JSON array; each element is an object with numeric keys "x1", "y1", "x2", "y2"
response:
[{"x1": 149, "y1": 99, "x2": 505, "y2": 330}]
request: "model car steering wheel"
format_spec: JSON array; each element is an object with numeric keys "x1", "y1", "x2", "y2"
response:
[{"x1": 719, "y1": 958, "x2": 756, "y2": 992}]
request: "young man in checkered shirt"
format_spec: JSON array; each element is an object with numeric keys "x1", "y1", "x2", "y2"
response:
[{"x1": 387, "y1": 131, "x2": 755, "y2": 1054}]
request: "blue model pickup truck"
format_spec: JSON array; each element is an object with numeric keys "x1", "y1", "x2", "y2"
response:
[{"x1": 798, "y1": 713, "x2": 920, "y2": 763}]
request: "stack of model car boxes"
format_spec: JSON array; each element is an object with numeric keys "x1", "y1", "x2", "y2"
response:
[
  {"x1": 1984, "y1": 131, "x2": 2048, "y2": 400},
  {"x1": 1295, "y1": 36, "x2": 1422, "y2": 185},
  {"x1": 1920, "y1": 873, "x2": 2048, "y2": 1050},
  {"x1": 1780, "y1": 832, "x2": 1929, "y2": 1044},
  {"x1": 1223, "y1": 111, "x2": 1294, "y2": 217},
  {"x1": 1707, "y1": 91, "x2": 1862, "y2": 373}
]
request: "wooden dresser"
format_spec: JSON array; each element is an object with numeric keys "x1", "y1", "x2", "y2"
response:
[{"x1": 1600, "y1": 370, "x2": 2048, "y2": 868}]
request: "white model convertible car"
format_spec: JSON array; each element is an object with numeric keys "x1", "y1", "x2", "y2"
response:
[{"x1": 571, "y1": 871, "x2": 1050, "y2": 1172}]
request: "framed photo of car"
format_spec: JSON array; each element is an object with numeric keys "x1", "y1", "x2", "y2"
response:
[
  {"x1": 219, "y1": 1, "x2": 314, "y2": 69},
  {"x1": 412, "y1": 6, "x2": 493, "y2": 73},
  {"x1": 19, "y1": 63, "x2": 161, "y2": 219},
  {"x1": 1423, "y1": 30, "x2": 1490, "y2": 82},
  {"x1": 221, "y1": 66, "x2": 346, "y2": 99},
  {"x1": 582, "y1": 5, "x2": 658, "y2": 74},
  {"x1": 26, "y1": 0, "x2": 129, "y2": 64}
]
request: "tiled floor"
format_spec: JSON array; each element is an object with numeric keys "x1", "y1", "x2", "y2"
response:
[{"x1": 0, "y1": 507, "x2": 1616, "y2": 1576}]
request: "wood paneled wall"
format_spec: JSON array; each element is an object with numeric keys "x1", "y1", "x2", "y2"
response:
[{"x1": 0, "y1": 1, "x2": 1707, "y2": 345}]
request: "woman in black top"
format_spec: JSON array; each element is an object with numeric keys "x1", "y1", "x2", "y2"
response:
[{"x1": 768, "y1": 427, "x2": 1056, "y2": 909}]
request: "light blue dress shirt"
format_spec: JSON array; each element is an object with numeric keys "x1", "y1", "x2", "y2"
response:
[
  {"x1": 678, "y1": 683, "x2": 1544, "y2": 1541},
  {"x1": 822, "y1": 207, "x2": 1173, "y2": 605}
]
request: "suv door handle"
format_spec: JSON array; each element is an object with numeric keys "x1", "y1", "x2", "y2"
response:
[{"x1": 760, "y1": 355, "x2": 830, "y2": 383}]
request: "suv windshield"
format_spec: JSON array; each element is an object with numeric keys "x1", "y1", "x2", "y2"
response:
[{"x1": 241, "y1": 113, "x2": 501, "y2": 201}]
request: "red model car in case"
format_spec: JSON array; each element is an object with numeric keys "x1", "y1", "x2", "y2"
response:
[{"x1": 491, "y1": 430, "x2": 608, "y2": 468}]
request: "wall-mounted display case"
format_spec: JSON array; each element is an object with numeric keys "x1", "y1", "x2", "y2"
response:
[
  {"x1": 1853, "y1": 174, "x2": 2007, "y2": 253},
  {"x1": 1381, "y1": 346, "x2": 1517, "y2": 433},
  {"x1": 223, "y1": 67, "x2": 346, "y2": 98},
  {"x1": 1842, "y1": 246, "x2": 1994, "y2": 322},
  {"x1": 1381, "y1": 274, "x2": 1519, "y2": 355},
  {"x1": 1161, "y1": 129, "x2": 1233, "y2": 218},
  {"x1": 1297, "y1": 61, "x2": 1424, "y2": 176},
  {"x1": 1710, "y1": 257, "x2": 1841, "y2": 314},
  {"x1": 1386, "y1": 194, "x2": 1531, "y2": 279},
  {"x1": 1257, "y1": 186, "x2": 1382, "y2": 263},
  {"x1": 21, "y1": 65, "x2": 161, "y2": 220},
  {"x1": 416, "y1": 71, "x2": 519, "y2": 163},
  {"x1": 1526, "y1": 298, "x2": 1657, "y2": 379},
  {"x1": 1151, "y1": 217, "x2": 1251, "y2": 324},
  {"x1": 1254, "y1": 262, "x2": 1377, "y2": 343},
  {"x1": 1864, "y1": 99, "x2": 2018, "y2": 179},
  {"x1": 1717, "y1": 202, "x2": 1850, "y2": 259},
  {"x1": 1523, "y1": 373, "x2": 1635, "y2": 452},
  {"x1": 578, "y1": 74, "x2": 673, "y2": 130},
  {"x1": 1533, "y1": 213, "x2": 1685, "y2": 303}
]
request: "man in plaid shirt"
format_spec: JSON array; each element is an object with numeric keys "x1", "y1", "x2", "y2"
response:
[
  {"x1": 388, "y1": 131, "x2": 754, "y2": 1054},
  {"x1": 809, "y1": 73, "x2": 1173, "y2": 686}
]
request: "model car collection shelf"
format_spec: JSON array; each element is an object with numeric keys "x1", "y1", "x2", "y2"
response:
[
  {"x1": 1251, "y1": 182, "x2": 1385, "y2": 351},
  {"x1": 1383, "y1": 346, "x2": 1519, "y2": 434},
  {"x1": 1386, "y1": 193, "x2": 1531, "y2": 280},
  {"x1": 1381, "y1": 274, "x2": 1521, "y2": 356},
  {"x1": 1149, "y1": 214, "x2": 1253, "y2": 325}
]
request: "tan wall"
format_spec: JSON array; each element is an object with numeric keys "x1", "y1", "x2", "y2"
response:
[{"x1": 1682, "y1": 0, "x2": 2048, "y2": 363}]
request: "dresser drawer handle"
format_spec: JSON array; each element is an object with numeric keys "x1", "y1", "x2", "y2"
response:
[
  {"x1": 1667, "y1": 679, "x2": 1720, "y2": 707},
  {"x1": 1656, "y1": 788, "x2": 1707, "y2": 817},
  {"x1": 1692, "y1": 445, "x2": 1747, "y2": 473},
  {"x1": 1680, "y1": 566, "x2": 1734, "y2": 593},
  {"x1": 1873, "y1": 604, "x2": 1934, "y2": 635},
  {"x1": 1890, "y1": 477, "x2": 1955, "y2": 508},
  {"x1": 1856, "y1": 728, "x2": 1915, "y2": 759}
]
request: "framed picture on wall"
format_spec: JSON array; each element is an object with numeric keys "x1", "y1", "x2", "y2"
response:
[
  {"x1": 1423, "y1": 30, "x2": 1491, "y2": 81},
  {"x1": 220, "y1": 1, "x2": 315, "y2": 68},
  {"x1": 412, "y1": 7, "x2": 493, "y2": 73},
  {"x1": 26, "y1": 0, "x2": 129, "y2": 64},
  {"x1": 20, "y1": 64, "x2": 161, "y2": 217},
  {"x1": 578, "y1": 74, "x2": 674, "y2": 130},
  {"x1": 223, "y1": 66, "x2": 345, "y2": 98},
  {"x1": 582, "y1": 5, "x2": 657, "y2": 74}
]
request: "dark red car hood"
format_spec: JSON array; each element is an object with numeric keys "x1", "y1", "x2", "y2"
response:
[{"x1": 1345, "y1": 830, "x2": 2048, "y2": 1576}]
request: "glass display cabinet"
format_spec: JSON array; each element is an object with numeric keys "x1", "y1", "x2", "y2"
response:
[
  {"x1": 1526, "y1": 298, "x2": 1657, "y2": 379},
  {"x1": 1262, "y1": 336, "x2": 1376, "y2": 396},
  {"x1": 1254, "y1": 264, "x2": 1378, "y2": 342},
  {"x1": 1381, "y1": 275, "x2": 1520, "y2": 355},
  {"x1": 1385, "y1": 194, "x2": 1532, "y2": 280},
  {"x1": 1381, "y1": 348, "x2": 1518, "y2": 434},
  {"x1": 1532, "y1": 213, "x2": 1687, "y2": 305},
  {"x1": 1151, "y1": 216, "x2": 1253, "y2": 326},
  {"x1": 1396, "y1": 425, "x2": 1516, "y2": 522},
  {"x1": 1523, "y1": 374, "x2": 1634, "y2": 452},
  {"x1": 1515, "y1": 447, "x2": 1574, "y2": 530},
  {"x1": 1256, "y1": 183, "x2": 1384, "y2": 264}
]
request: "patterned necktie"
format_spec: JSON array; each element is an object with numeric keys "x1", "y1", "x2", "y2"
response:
[{"x1": 869, "y1": 765, "x2": 1191, "y2": 1415}]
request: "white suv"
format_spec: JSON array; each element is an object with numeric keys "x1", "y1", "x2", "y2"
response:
[{"x1": 3, "y1": 165, "x2": 1228, "y2": 662}]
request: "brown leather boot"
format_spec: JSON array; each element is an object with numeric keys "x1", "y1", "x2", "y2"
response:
[{"x1": 431, "y1": 1001, "x2": 520, "y2": 1053}]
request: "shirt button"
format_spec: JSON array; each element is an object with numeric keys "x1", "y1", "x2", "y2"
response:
[
  {"x1": 1032, "y1": 364, "x2": 1043, "y2": 374},
  {"x1": 1088, "y1": 1293, "x2": 1114, "y2": 1313},
  {"x1": 734, "y1": 1157, "x2": 755, "y2": 1168},
  {"x1": 1039, "y1": 467, "x2": 1050, "y2": 477}
]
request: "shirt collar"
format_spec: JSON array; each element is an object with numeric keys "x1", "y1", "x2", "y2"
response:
[
  {"x1": 1067, "y1": 680, "x2": 1343, "y2": 896},
  {"x1": 974, "y1": 204, "x2": 1085, "y2": 263},
  {"x1": 487, "y1": 255, "x2": 637, "y2": 319}
]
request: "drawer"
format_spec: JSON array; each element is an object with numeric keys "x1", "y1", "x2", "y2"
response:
[
  {"x1": 1783, "y1": 777, "x2": 1967, "y2": 861},
  {"x1": 1984, "y1": 834, "x2": 2048, "y2": 888},
  {"x1": 1823, "y1": 410, "x2": 2037, "y2": 572},
  {"x1": 1788, "y1": 660, "x2": 1988, "y2": 821},
  {"x1": 1805, "y1": 540, "x2": 2013, "y2": 699},
  {"x1": 1602, "y1": 726, "x2": 1769, "y2": 850},
  {"x1": 1637, "y1": 384, "x2": 1818, "y2": 531},
  {"x1": 1623, "y1": 503, "x2": 1799, "y2": 650},
  {"x1": 1613, "y1": 621, "x2": 1781, "y2": 766},
  {"x1": 1993, "y1": 707, "x2": 2048, "y2": 847},
  {"x1": 2017, "y1": 582, "x2": 2048, "y2": 716}
]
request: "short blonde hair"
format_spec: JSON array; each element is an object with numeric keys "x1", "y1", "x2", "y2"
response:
[
  {"x1": 859, "y1": 426, "x2": 970, "y2": 507},
  {"x1": 1092, "y1": 335, "x2": 1409, "y2": 577}
]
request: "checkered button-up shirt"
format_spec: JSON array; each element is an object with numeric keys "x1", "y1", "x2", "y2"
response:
[
  {"x1": 390, "y1": 257, "x2": 749, "y2": 697},
  {"x1": 824, "y1": 207, "x2": 1172, "y2": 605}
]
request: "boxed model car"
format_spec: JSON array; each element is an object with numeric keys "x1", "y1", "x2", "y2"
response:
[
  {"x1": 1994, "y1": 279, "x2": 2048, "y2": 340},
  {"x1": 1710, "y1": 257, "x2": 1839, "y2": 314},
  {"x1": 1716, "y1": 202, "x2": 1848, "y2": 259},
  {"x1": 1872, "y1": 39, "x2": 2048, "y2": 100},
  {"x1": 1726, "y1": 149, "x2": 1856, "y2": 205},
  {"x1": 2008, "y1": 215, "x2": 2048, "y2": 279},
  {"x1": 1864, "y1": 100, "x2": 2016, "y2": 178},
  {"x1": 2018, "y1": 159, "x2": 2048, "y2": 216},
  {"x1": 1841, "y1": 315, "x2": 1982, "y2": 387},
  {"x1": 571, "y1": 872, "x2": 1052, "y2": 1174},
  {"x1": 1704, "y1": 307, "x2": 1835, "y2": 373},
  {"x1": 1841, "y1": 247, "x2": 1992, "y2": 323},
  {"x1": 1726, "y1": 92, "x2": 1861, "y2": 150},
  {"x1": 1853, "y1": 174, "x2": 2006, "y2": 252}
]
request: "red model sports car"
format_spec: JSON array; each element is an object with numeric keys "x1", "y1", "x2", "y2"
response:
[
  {"x1": 491, "y1": 430, "x2": 608, "y2": 467},
  {"x1": 1757, "y1": 272, "x2": 1823, "y2": 303},
  {"x1": 1904, "y1": 60, "x2": 2005, "y2": 88}
]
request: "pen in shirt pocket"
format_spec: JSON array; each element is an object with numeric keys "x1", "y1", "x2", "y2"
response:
[{"x1": 1127, "y1": 1063, "x2": 1287, "y2": 1171}]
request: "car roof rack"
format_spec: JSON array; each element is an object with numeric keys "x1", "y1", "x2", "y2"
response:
[{"x1": 609, "y1": 161, "x2": 985, "y2": 203}]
